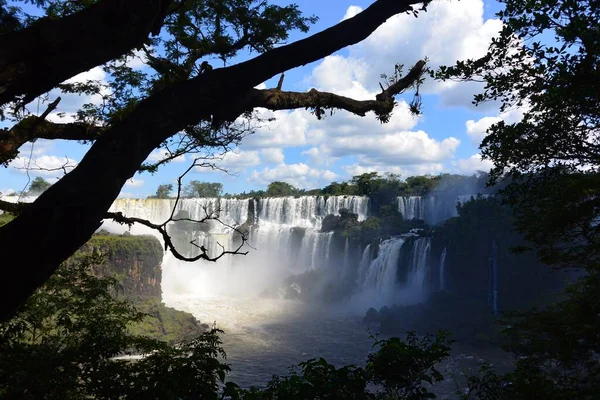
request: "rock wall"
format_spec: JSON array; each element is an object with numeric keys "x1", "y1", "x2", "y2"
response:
[
  {"x1": 84, "y1": 232, "x2": 163, "y2": 298},
  {"x1": 74, "y1": 231, "x2": 205, "y2": 343}
]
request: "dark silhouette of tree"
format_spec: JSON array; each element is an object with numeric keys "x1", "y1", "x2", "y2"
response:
[{"x1": 0, "y1": 0, "x2": 431, "y2": 321}]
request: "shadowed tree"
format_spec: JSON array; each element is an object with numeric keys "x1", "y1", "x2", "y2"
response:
[{"x1": 0, "y1": 0, "x2": 431, "y2": 321}]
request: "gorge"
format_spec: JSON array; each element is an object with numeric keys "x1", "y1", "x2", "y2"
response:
[{"x1": 96, "y1": 188, "x2": 564, "y2": 387}]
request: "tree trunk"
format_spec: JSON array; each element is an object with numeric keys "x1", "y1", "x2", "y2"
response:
[{"x1": 0, "y1": 0, "x2": 172, "y2": 107}]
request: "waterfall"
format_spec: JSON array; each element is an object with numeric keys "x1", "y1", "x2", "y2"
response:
[
  {"x1": 489, "y1": 241, "x2": 499, "y2": 313},
  {"x1": 407, "y1": 237, "x2": 432, "y2": 289},
  {"x1": 257, "y1": 196, "x2": 369, "y2": 228},
  {"x1": 362, "y1": 238, "x2": 405, "y2": 299},
  {"x1": 397, "y1": 194, "x2": 492, "y2": 225},
  {"x1": 356, "y1": 244, "x2": 372, "y2": 285},
  {"x1": 105, "y1": 196, "x2": 371, "y2": 298},
  {"x1": 439, "y1": 247, "x2": 447, "y2": 291},
  {"x1": 342, "y1": 237, "x2": 350, "y2": 279},
  {"x1": 397, "y1": 196, "x2": 424, "y2": 220}
]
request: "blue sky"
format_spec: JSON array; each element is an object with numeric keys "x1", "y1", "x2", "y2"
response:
[{"x1": 1, "y1": 0, "x2": 521, "y2": 198}]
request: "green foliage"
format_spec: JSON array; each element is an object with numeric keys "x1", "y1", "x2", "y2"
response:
[
  {"x1": 183, "y1": 180, "x2": 223, "y2": 198},
  {"x1": 266, "y1": 180, "x2": 298, "y2": 197},
  {"x1": 367, "y1": 331, "x2": 453, "y2": 400},
  {"x1": 27, "y1": 176, "x2": 51, "y2": 195},
  {"x1": 126, "y1": 297, "x2": 204, "y2": 345},
  {"x1": 239, "y1": 331, "x2": 453, "y2": 400},
  {"x1": 150, "y1": 183, "x2": 174, "y2": 199},
  {"x1": 322, "y1": 181, "x2": 358, "y2": 196},
  {"x1": 240, "y1": 358, "x2": 370, "y2": 400},
  {"x1": 0, "y1": 254, "x2": 231, "y2": 399},
  {"x1": 435, "y1": 3, "x2": 600, "y2": 395},
  {"x1": 0, "y1": 212, "x2": 14, "y2": 227}
]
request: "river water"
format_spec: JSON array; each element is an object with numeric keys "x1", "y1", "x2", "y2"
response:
[{"x1": 163, "y1": 294, "x2": 513, "y2": 398}]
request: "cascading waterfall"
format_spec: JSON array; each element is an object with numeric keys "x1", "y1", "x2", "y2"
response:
[
  {"x1": 397, "y1": 194, "x2": 492, "y2": 225},
  {"x1": 397, "y1": 196, "x2": 424, "y2": 220},
  {"x1": 439, "y1": 247, "x2": 447, "y2": 291},
  {"x1": 342, "y1": 237, "x2": 350, "y2": 279},
  {"x1": 407, "y1": 237, "x2": 432, "y2": 289},
  {"x1": 258, "y1": 196, "x2": 368, "y2": 228},
  {"x1": 356, "y1": 244, "x2": 372, "y2": 285},
  {"x1": 362, "y1": 238, "x2": 405, "y2": 299},
  {"x1": 105, "y1": 196, "x2": 370, "y2": 298},
  {"x1": 489, "y1": 241, "x2": 499, "y2": 313}
]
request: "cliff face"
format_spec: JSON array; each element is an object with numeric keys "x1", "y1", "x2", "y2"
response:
[
  {"x1": 73, "y1": 231, "x2": 205, "y2": 343},
  {"x1": 84, "y1": 233, "x2": 163, "y2": 298}
]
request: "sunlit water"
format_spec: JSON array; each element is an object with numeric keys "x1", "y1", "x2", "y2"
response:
[{"x1": 163, "y1": 293, "x2": 513, "y2": 398}]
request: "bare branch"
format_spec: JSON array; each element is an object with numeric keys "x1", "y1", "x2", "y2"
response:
[
  {"x1": 247, "y1": 59, "x2": 426, "y2": 119},
  {"x1": 276, "y1": 73, "x2": 285, "y2": 90},
  {"x1": 109, "y1": 156, "x2": 249, "y2": 262}
]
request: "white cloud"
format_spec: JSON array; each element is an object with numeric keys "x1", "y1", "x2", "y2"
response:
[
  {"x1": 249, "y1": 163, "x2": 338, "y2": 189},
  {"x1": 199, "y1": 150, "x2": 261, "y2": 174},
  {"x1": 325, "y1": 130, "x2": 459, "y2": 165},
  {"x1": 242, "y1": 109, "x2": 309, "y2": 148},
  {"x1": 261, "y1": 148, "x2": 285, "y2": 164},
  {"x1": 146, "y1": 149, "x2": 186, "y2": 163},
  {"x1": 0, "y1": 188, "x2": 17, "y2": 197},
  {"x1": 311, "y1": 0, "x2": 503, "y2": 110},
  {"x1": 343, "y1": 162, "x2": 445, "y2": 179},
  {"x1": 466, "y1": 116, "x2": 502, "y2": 145},
  {"x1": 125, "y1": 178, "x2": 145, "y2": 187},
  {"x1": 453, "y1": 154, "x2": 494, "y2": 174},
  {"x1": 18, "y1": 139, "x2": 55, "y2": 156},
  {"x1": 342, "y1": 5, "x2": 362, "y2": 21},
  {"x1": 8, "y1": 155, "x2": 78, "y2": 177},
  {"x1": 465, "y1": 105, "x2": 528, "y2": 145}
]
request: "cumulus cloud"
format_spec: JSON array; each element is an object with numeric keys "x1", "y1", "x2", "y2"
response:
[
  {"x1": 242, "y1": 109, "x2": 309, "y2": 149},
  {"x1": 199, "y1": 150, "x2": 261, "y2": 174},
  {"x1": 0, "y1": 188, "x2": 17, "y2": 197},
  {"x1": 466, "y1": 116, "x2": 502, "y2": 145},
  {"x1": 327, "y1": 131, "x2": 459, "y2": 165},
  {"x1": 261, "y1": 148, "x2": 285, "y2": 164},
  {"x1": 125, "y1": 178, "x2": 145, "y2": 187},
  {"x1": 342, "y1": 5, "x2": 362, "y2": 21},
  {"x1": 249, "y1": 163, "x2": 338, "y2": 189},
  {"x1": 9, "y1": 155, "x2": 78, "y2": 177},
  {"x1": 317, "y1": 1, "x2": 503, "y2": 109},
  {"x1": 453, "y1": 154, "x2": 494, "y2": 174},
  {"x1": 343, "y1": 162, "x2": 445, "y2": 179},
  {"x1": 465, "y1": 105, "x2": 528, "y2": 145}
]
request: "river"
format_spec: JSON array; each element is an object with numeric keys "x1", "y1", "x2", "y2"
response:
[{"x1": 163, "y1": 293, "x2": 513, "y2": 398}]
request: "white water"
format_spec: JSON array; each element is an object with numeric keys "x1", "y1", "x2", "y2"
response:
[
  {"x1": 407, "y1": 237, "x2": 432, "y2": 289},
  {"x1": 439, "y1": 247, "x2": 447, "y2": 291},
  {"x1": 397, "y1": 196, "x2": 425, "y2": 220},
  {"x1": 362, "y1": 238, "x2": 405, "y2": 302},
  {"x1": 397, "y1": 194, "x2": 490, "y2": 225}
]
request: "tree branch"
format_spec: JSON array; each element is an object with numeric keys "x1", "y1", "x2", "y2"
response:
[
  {"x1": 0, "y1": 0, "x2": 429, "y2": 322},
  {"x1": 249, "y1": 60, "x2": 426, "y2": 119},
  {"x1": 1, "y1": 119, "x2": 102, "y2": 165},
  {"x1": 0, "y1": 0, "x2": 173, "y2": 107}
]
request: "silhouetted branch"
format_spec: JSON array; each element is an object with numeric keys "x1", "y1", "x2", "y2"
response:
[
  {"x1": 109, "y1": 157, "x2": 249, "y2": 262},
  {"x1": 247, "y1": 59, "x2": 427, "y2": 121}
]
